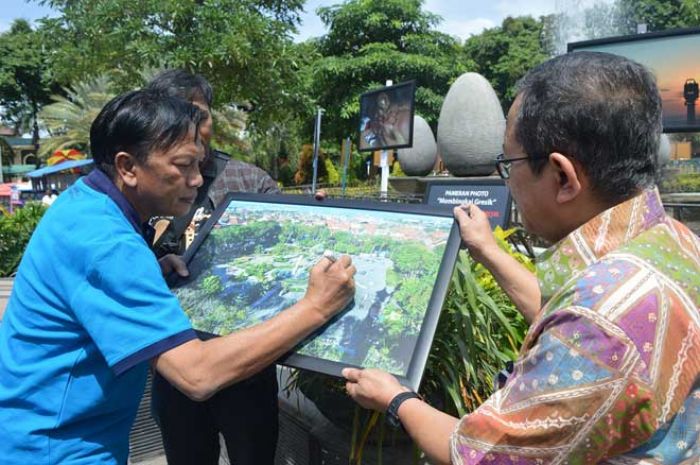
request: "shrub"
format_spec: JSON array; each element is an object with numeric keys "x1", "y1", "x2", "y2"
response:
[
  {"x1": 285, "y1": 227, "x2": 534, "y2": 462},
  {"x1": 0, "y1": 202, "x2": 47, "y2": 277},
  {"x1": 422, "y1": 227, "x2": 531, "y2": 416}
]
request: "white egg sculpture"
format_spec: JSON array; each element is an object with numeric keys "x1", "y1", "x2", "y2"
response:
[
  {"x1": 437, "y1": 72, "x2": 505, "y2": 176},
  {"x1": 397, "y1": 115, "x2": 437, "y2": 176}
]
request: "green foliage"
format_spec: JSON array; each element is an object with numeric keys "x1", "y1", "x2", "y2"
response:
[
  {"x1": 0, "y1": 203, "x2": 47, "y2": 277},
  {"x1": 286, "y1": 227, "x2": 534, "y2": 463},
  {"x1": 391, "y1": 160, "x2": 406, "y2": 176},
  {"x1": 660, "y1": 172, "x2": 700, "y2": 193},
  {"x1": 248, "y1": 122, "x2": 306, "y2": 181},
  {"x1": 617, "y1": 0, "x2": 700, "y2": 33},
  {"x1": 317, "y1": 0, "x2": 442, "y2": 56},
  {"x1": 324, "y1": 158, "x2": 341, "y2": 185},
  {"x1": 0, "y1": 19, "x2": 62, "y2": 139},
  {"x1": 308, "y1": 0, "x2": 471, "y2": 141},
  {"x1": 422, "y1": 227, "x2": 532, "y2": 416},
  {"x1": 293, "y1": 144, "x2": 328, "y2": 185},
  {"x1": 200, "y1": 275, "x2": 223, "y2": 295},
  {"x1": 464, "y1": 16, "x2": 551, "y2": 108},
  {"x1": 38, "y1": 0, "x2": 311, "y2": 128},
  {"x1": 210, "y1": 106, "x2": 251, "y2": 161},
  {"x1": 38, "y1": 75, "x2": 115, "y2": 158}
]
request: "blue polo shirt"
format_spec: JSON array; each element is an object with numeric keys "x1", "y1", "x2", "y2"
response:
[{"x1": 0, "y1": 169, "x2": 196, "y2": 464}]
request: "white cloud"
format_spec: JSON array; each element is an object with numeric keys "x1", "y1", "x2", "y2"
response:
[{"x1": 441, "y1": 18, "x2": 496, "y2": 41}]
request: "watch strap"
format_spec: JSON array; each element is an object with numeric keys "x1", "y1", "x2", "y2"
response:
[{"x1": 386, "y1": 391, "x2": 421, "y2": 428}]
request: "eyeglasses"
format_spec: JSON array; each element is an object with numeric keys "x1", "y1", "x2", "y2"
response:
[{"x1": 495, "y1": 153, "x2": 550, "y2": 180}]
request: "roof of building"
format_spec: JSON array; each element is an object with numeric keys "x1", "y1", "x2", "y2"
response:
[
  {"x1": 27, "y1": 159, "x2": 94, "y2": 178},
  {"x1": 0, "y1": 136, "x2": 35, "y2": 148},
  {"x1": 1, "y1": 164, "x2": 36, "y2": 176}
]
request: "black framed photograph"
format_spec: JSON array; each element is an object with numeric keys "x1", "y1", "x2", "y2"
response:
[
  {"x1": 358, "y1": 80, "x2": 416, "y2": 152},
  {"x1": 424, "y1": 178, "x2": 512, "y2": 229},
  {"x1": 170, "y1": 193, "x2": 460, "y2": 390},
  {"x1": 568, "y1": 27, "x2": 700, "y2": 133}
]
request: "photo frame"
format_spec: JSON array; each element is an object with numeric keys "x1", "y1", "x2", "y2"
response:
[
  {"x1": 358, "y1": 80, "x2": 416, "y2": 152},
  {"x1": 568, "y1": 27, "x2": 700, "y2": 133},
  {"x1": 424, "y1": 178, "x2": 512, "y2": 229},
  {"x1": 170, "y1": 193, "x2": 460, "y2": 390}
]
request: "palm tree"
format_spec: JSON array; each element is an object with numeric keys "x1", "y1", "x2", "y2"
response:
[{"x1": 38, "y1": 75, "x2": 115, "y2": 159}]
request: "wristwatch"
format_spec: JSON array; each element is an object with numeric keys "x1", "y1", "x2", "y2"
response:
[{"x1": 386, "y1": 390, "x2": 421, "y2": 428}]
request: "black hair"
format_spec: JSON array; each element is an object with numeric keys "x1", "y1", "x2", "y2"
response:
[
  {"x1": 515, "y1": 51, "x2": 662, "y2": 204},
  {"x1": 89, "y1": 89, "x2": 205, "y2": 177},
  {"x1": 145, "y1": 69, "x2": 213, "y2": 107}
]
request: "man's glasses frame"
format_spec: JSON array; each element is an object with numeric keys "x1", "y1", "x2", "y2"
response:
[{"x1": 495, "y1": 153, "x2": 550, "y2": 180}]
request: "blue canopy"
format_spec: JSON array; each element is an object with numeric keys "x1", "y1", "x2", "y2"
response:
[{"x1": 27, "y1": 159, "x2": 94, "y2": 178}]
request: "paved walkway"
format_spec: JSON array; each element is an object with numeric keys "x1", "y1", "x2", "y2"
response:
[{"x1": 0, "y1": 278, "x2": 13, "y2": 321}]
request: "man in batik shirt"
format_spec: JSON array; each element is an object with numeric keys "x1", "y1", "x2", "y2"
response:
[{"x1": 342, "y1": 52, "x2": 700, "y2": 464}]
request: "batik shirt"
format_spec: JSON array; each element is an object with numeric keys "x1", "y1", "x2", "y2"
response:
[{"x1": 451, "y1": 188, "x2": 700, "y2": 465}]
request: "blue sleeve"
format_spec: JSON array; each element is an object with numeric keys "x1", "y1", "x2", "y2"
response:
[{"x1": 70, "y1": 235, "x2": 196, "y2": 375}]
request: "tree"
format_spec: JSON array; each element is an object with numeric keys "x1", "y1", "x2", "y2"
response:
[
  {"x1": 37, "y1": 0, "x2": 310, "y2": 127},
  {"x1": 463, "y1": 16, "x2": 552, "y2": 109},
  {"x1": 0, "y1": 20, "x2": 61, "y2": 143},
  {"x1": 38, "y1": 75, "x2": 115, "y2": 158},
  {"x1": 617, "y1": 0, "x2": 700, "y2": 33},
  {"x1": 211, "y1": 105, "x2": 253, "y2": 161},
  {"x1": 307, "y1": 0, "x2": 470, "y2": 142}
]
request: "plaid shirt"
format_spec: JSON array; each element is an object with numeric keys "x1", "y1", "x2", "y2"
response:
[
  {"x1": 208, "y1": 158, "x2": 279, "y2": 207},
  {"x1": 451, "y1": 188, "x2": 700, "y2": 465}
]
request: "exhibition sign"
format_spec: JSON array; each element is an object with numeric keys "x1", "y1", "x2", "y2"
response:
[{"x1": 424, "y1": 179, "x2": 511, "y2": 229}]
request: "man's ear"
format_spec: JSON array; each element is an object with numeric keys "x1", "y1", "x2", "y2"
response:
[
  {"x1": 549, "y1": 153, "x2": 583, "y2": 204},
  {"x1": 114, "y1": 151, "x2": 139, "y2": 188}
]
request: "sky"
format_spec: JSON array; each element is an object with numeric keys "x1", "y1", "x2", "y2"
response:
[{"x1": 0, "y1": 0, "x2": 560, "y2": 41}]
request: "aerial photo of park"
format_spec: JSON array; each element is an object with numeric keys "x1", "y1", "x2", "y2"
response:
[{"x1": 172, "y1": 200, "x2": 453, "y2": 376}]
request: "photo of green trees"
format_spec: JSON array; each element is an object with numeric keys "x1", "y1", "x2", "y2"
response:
[{"x1": 172, "y1": 200, "x2": 454, "y2": 376}]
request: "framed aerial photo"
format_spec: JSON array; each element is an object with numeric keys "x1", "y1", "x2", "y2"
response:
[
  {"x1": 170, "y1": 193, "x2": 460, "y2": 390},
  {"x1": 358, "y1": 80, "x2": 416, "y2": 152}
]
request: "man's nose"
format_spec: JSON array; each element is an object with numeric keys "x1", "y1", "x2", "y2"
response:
[{"x1": 189, "y1": 166, "x2": 204, "y2": 188}]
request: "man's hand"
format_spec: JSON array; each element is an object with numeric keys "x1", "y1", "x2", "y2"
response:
[
  {"x1": 453, "y1": 204, "x2": 499, "y2": 264},
  {"x1": 302, "y1": 255, "x2": 356, "y2": 321},
  {"x1": 342, "y1": 367, "x2": 408, "y2": 412},
  {"x1": 158, "y1": 254, "x2": 189, "y2": 278},
  {"x1": 455, "y1": 204, "x2": 542, "y2": 323}
]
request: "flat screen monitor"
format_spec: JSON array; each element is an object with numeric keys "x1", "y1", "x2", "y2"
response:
[
  {"x1": 358, "y1": 80, "x2": 416, "y2": 152},
  {"x1": 568, "y1": 27, "x2": 700, "y2": 133}
]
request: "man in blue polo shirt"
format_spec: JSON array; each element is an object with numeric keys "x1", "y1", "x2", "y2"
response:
[{"x1": 0, "y1": 90, "x2": 356, "y2": 464}]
